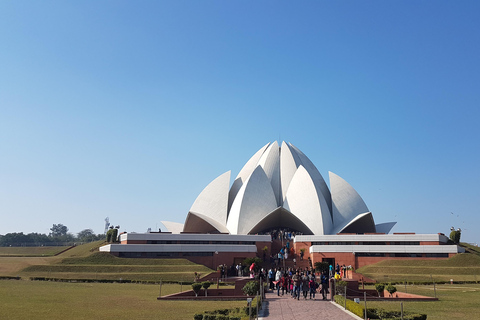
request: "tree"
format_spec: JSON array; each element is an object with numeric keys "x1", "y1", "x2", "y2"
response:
[
  {"x1": 242, "y1": 280, "x2": 260, "y2": 296},
  {"x1": 49, "y1": 224, "x2": 68, "y2": 237},
  {"x1": 375, "y1": 283, "x2": 385, "y2": 297},
  {"x1": 192, "y1": 283, "x2": 202, "y2": 297},
  {"x1": 77, "y1": 229, "x2": 96, "y2": 242},
  {"x1": 450, "y1": 229, "x2": 461, "y2": 244},
  {"x1": 314, "y1": 261, "x2": 329, "y2": 274},
  {"x1": 202, "y1": 281, "x2": 211, "y2": 296},
  {"x1": 243, "y1": 257, "x2": 262, "y2": 273},
  {"x1": 386, "y1": 283, "x2": 397, "y2": 297}
]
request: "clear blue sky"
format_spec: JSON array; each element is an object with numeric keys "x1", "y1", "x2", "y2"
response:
[{"x1": 1, "y1": 1, "x2": 479, "y2": 244}]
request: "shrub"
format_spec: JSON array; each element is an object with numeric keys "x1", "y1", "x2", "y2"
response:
[
  {"x1": 314, "y1": 261, "x2": 329, "y2": 274},
  {"x1": 203, "y1": 315, "x2": 215, "y2": 320},
  {"x1": 243, "y1": 257, "x2": 262, "y2": 273},
  {"x1": 192, "y1": 283, "x2": 202, "y2": 297},
  {"x1": 336, "y1": 280, "x2": 347, "y2": 295},
  {"x1": 229, "y1": 317, "x2": 241, "y2": 320},
  {"x1": 334, "y1": 295, "x2": 378, "y2": 319},
  {"x1": 193, "y1": 314, "x2": 203, "y2": 320},
  {"x1": 375, "y1": 283, "x2": 385, "y2": 297},
  {"x1": 242, "y1": 280, "x2": 260, "y2": 296},
  {"x1": 386, "y1": 283, "x2": 397, "y2": 297},
  {"x1": 215, "y1": 316, "x2": 228, "y2": 320}
]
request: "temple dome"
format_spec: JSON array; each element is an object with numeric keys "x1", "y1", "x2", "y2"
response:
[{"x1": 181, "y1": 141, "x2": 395, "y2": 235}]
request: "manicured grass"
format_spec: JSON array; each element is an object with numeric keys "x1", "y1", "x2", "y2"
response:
[
  {"x1": 0, "y1": 246, "x2": 70, "y2": 257},
  {"x1": 0, "y1": 280, "x2": 246, "y2": 320},
  {"x1": 0, "y1": 242, "x2": 215, "y2": 283},
  {"x1": 364, "y1": 283, "x2": 480, "y2": 320},
  {"x1": 357, "y1": 254, "x2": 480, "y2": 282},
  {"x1": 460, "y1": 242, "x2": 480, "y2": 255}
]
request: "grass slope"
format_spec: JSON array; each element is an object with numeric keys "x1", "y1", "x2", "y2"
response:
[
  {"x1": 0, "y1": 281, "x2": 246, "y2": 320},
  {"x1": 357, "y1": 254, "x2": 480, "y2": 282},
  {"x1": 4, "y1": 242, "x2": 214, "y2": 282},
  {"x1": 0, "y1": 246, "x2": 70, "y2": 257},
  {"x1": 365, "y1": 283, "x2": 480, "y2": 320}
]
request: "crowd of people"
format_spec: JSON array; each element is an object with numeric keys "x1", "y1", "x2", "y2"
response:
[{"x1": 266, "y1": 267, "x2": 330, "y2": 300}]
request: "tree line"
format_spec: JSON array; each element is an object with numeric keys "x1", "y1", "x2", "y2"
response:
[{"x1": 0, "y1": 224, "x2": 104, "y2": 247}]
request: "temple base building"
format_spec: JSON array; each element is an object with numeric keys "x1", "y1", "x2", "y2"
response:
[{"x1": 100, "y1": 142, "x2": 465, "y2": 269}]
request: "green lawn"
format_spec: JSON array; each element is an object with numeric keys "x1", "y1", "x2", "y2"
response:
[
  {"x1": 363, "y1": 283, "x2": 480, "y2": 320},
  {"x1": 0, "y1": 280, "x2": 246, "y2": 320},
  {"x1": 357, "y1": 253, "x2": 480, "y2": 282},
  {"x1": 0, "y1": 243, "x2": 215, "y2": 283},
  {"x1": 0, "y1": 246, "x2": 71, "y2": 257}
]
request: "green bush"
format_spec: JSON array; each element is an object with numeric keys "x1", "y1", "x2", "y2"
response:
[
  {"x1": 375, "y1": 283, "x2": 385, "y2": 296},
  {"x1": 193, "y1": 314, "x2": 203, "y2": 320},
  {"x1": 314, "y1": 261, "x2": 329, "y2": 273},
  {"x1": 228, "y1": 317, "x2": 241, "y2": 320},
  {"x1": 192, "y1": 283, "x2": 203, "y2": 297},
  {"x1": 215, "y1": 316, "x2": 228, "y2": 320},
  {"x1": 203, "y1": 315, "x2": 215, "y2": 320},
  {"x1": 334, "y1": 295, "x2": 378, "y2": 319},
  {"x1": 202, "y1": 281, "x2": 211, "y2": 290},
  {"x1": 243, "y1": 257, "x2": 262, "y2": 273},
  {"x1": 336, "y1": 280, "x2": 347, "y2": 295},
  {"x1": 242, "y1": 280, "x2": 260, "y2": 296},
  {"x1": 369, "y1": 307, "x2": 427, "y2": 320},
  {"x1": 386, "y1": 283, "x2": 397, "y2": 297}
]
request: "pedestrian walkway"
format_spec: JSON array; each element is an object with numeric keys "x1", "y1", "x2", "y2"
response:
[{"x1": 258, "y1": 291, "x2": 360, "y2": 320}]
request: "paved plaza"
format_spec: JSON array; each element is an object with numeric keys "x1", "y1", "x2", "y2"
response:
[{"x1": 258, "y1": 291, "x2": 360, "y2": 320}]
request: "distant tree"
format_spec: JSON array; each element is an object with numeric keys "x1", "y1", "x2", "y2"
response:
[
  {"x1": 27, "y1": 233, "x2": 51, "y2": 244},
  {"x1": 0, "y1": 232, "x2": 31, "y2": 246},
  {"x1": 77, "y1": 229, "x2": 96, "y2": 242},
  {"x1": 49, "y1": 224, "x2": 68, "y2": 237}
]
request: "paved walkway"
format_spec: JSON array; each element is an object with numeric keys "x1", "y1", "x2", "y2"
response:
[{"x1": 258, "y1": 291, "x2": 360, "y2": 320}]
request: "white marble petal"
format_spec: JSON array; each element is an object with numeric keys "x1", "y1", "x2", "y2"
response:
[
  {"x1": 228, "y1": 142, "x2": 270, "y2": 213},
  {"x1": 226, "y1": 166, "x2": 278, "y2": 235},
  {"x1": 329, "y1": 171, "x2": 370, "y2": 233},
  {"x1": 257, "y1": 141, "x2": 281, "y2": 206},
  {"x1": 160, "y1": 221, "x2": 184, "y2": 234},
  {"x1": 283, "y1": 165, "x2": 333, "y2": 235},
  {"x1": 289, "y1": 143, "x2": 332, "y2": 215},
  {"x1": 185, "y1": 171, "x2": 230, "y2": 231},
  {"x1": 184, "y1": 212, "x2": 230, "y2": 233},
  {"x1": 375, "y1": 222, "x2": 397, "y2": 234},
  {"x1": 280, "y1": 141, "x2": 302, "y2": 203}
]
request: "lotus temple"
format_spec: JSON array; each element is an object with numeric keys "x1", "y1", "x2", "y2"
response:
[{"x1": 100, "y1": 141, "x2": 464, "y2": 270}]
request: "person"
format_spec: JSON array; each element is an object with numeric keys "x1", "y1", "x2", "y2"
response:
[
  {"x1": 336, "y1": 263, "x2": 340, "y2": 275},
  {"x1": 268, "y1": 268, "x2": 274, "y2": 290},
  {"x1": 329, "y1": 264, "x2": 334, "y2": 278},
  {"x1": 292, "y1": 271, "x2": 300, "y2": 299},
  {"x1": 301, "y1": 273, "x2": 309, "y2": 299},
  {"x1": 309, "y1": 277, "x2": 316, "y2": 300},
  {"x1": 320, "y1": 273, "x2": 328, "y2": 300}
]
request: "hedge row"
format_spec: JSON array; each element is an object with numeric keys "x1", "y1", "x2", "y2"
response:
[
  {"x1": 28, "y1": 277, "x2": 200, "y2": 285},
  {"x1": 193, "y1": 315, "x2": 240, "y2": 320},
  {"x1": 334, "y1": 295, "x2": 427, "y2": 320},
  {"x1": 0, "y1": 276, "x2": 21, "y2": 280},
  {"x1": 193, "y1": 296, "x2": 262, "y2": 320},
  {"x1": 366, "y1": 280, "x2": 478, "y2": 285}
]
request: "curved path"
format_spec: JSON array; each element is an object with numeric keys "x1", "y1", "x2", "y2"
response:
[{"x1": 258, "y1": 291, "x2": 361, "y2": 320}]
